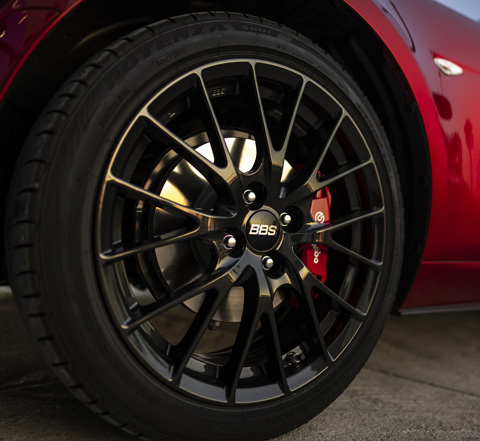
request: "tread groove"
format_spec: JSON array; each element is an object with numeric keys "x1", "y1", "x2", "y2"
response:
[
  {"x1": 24, "y1": 158, "x2": 48, "y2": 166},
  {"x1": 51, "y1": 361, "x2": 69, "y2": 367},
  {"x1": 21, "y1": 293, "x2": 41, "y2": 299},
  {"x1": 104, "y1": 48, "x2": 119, "y2": 57},
  {"x1": 14, "y1": 270, "x2": 38, "y2": 276},
  {"x1": 35, "y1": 130, "x2": 56, "y2": 137}
]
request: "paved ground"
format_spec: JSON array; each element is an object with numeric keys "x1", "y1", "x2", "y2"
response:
[{"x1": 1, "y1": 286, "x2": 479, "y2": 441}]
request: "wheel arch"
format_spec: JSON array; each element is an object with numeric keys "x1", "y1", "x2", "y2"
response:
[
  {"x1": 278, "y1": 0, "x2": 434, "y2": 309},
  {"x1": 0, "y1": 0, "x2": 432, "y2": 310}
]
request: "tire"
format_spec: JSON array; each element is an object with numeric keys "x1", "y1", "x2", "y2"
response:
[{"x1": 7, "y1": 12, "x2": 403, "y2": 441}]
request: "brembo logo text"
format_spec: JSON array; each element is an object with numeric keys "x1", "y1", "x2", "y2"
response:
[{"x1": 249, "y1": 224, "x2": 278, "y2": 236}]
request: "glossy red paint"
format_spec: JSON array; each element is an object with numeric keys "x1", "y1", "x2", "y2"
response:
[
  {"x1": 0, "y1": 0, "x2": 82, "y2": 103},
  {"x1": 1, "y1": 0, "x2": 479, "y2": 310},
  {"x1": 343, "y1": 0, "x2": 480, "y2": 310},
  {"x1": 390, "y1": 0, "x2": 480, "y2": 262},
  {"x1": 401, "y1": 262, "x2": 480, "y2": 310}
]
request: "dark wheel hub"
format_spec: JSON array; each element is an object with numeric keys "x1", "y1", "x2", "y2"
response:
[{"x1": 246, "y1": 210, "x2": 281, "y2": 252}]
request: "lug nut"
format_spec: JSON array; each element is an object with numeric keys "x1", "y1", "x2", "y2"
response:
[
  {"x1": 286, "y1": 352, "x2": 306, "y2": 366},
  {"x1": 262, "y1": 256, "x2": 274, "y2": 270},
  {"x1": 223, "y1": 234, "x2": 237, "y2": 250},
  {"x1": 280, "y1": 212, "x2": 292, "y2": 227},
  {"x1": 243, "y1": 190, "x2": 257, "y2": 205}
]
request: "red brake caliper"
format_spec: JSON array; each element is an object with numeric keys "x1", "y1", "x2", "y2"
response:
[
  {"x1": 302, "y1": 186, "x2": 331, "y2": 281},
  {"x1": 289, "y1": 186, "x2": 331, "y2": 307}
]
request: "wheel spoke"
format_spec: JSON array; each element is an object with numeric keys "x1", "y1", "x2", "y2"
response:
[
  {"x1": 288, "y1": 157, "x2": 372, "y2": 206},
  {"x1": 138, "y1": 108, "x2": 240, "y2": 196},
  {"x1": 337, "y1": 265, "x2": 358, "y2": 300},
  {"x1": 285, "y1": 265, "x2": 333, "y2": 365},
  {"x1": 169, "y1": 290, "x2": 229, "y2": 382},
  {"x1": 195, "y1": 71, "x2": 244, "y2": 202},
  {"x1": 289, "y1": 208, "x2": 385, "y2": 245},
  {"x1": 311, "y1": 274, "x2": 366, "y2": 320},
  {"x1": 287, "y1": 222, "x2": 325, "y2": 246},
  {"x1": 312, "y1": 158, "x2": 373, "y2": 193},
  {"x1": 325, "y1": 239, "x2": 383, "y2": 270},
  {"x1": 121, "y1": 267, "x2": 240, "y2": 334},
  {"x1": 267, "y1": 271, "x2": 296, "y2": 295},
  {"x1": 223, "y1": 305, "x2": 260, "y2": 401},
  {"x1": 250, "y1": 63, "x2": 274, "y2": 167},
  {"x1": 242, "y1": 62, "x2": 288, "y2": 188},
  {"x1": 102, "y1": 172, "x2": 235, "y2": 263},
  {"x1": 318, "y1": 208, "x2": 384, "y2": 270},
  {"x1": 260, "y1": 307, "x2": 290, "y2": 394},
  {"x1": 195, "y1": 72, "x2": 236, "y2": 172},
  {"x1": 320, "y1": 207, "x2": 384, "y2": 235},
  {"x1": 106, "y1": 172, "x2": 233, "y2": 224},
  {"x1": 99, "y1": 227, "x2": 208, "y2": 263},
  {"x1": 283, "y1": 111, "x2": 345, "y2": 204},
  {"x1": 269, "y1": 77, "x2": 307, "y2": 192},
  {"x1": 287, "y1": 251, "x2": 366, "y2": 320},
  {"x1": 279, "y1": 79, "x2": 307, "y2": 155},
  {"x1": 311, "y1": 110, "x2": 346, "y2": 181},
  {"x1": 222, "y1": 266, "x2": 273, "y2": 402}
]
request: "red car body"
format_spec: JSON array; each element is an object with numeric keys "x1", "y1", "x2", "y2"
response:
[
  {"x1": 347, "y1": 0, "x2": 480, "y2": 311},
  {"x1": 1, "y1": 0, "x2": 479, "y2": 312}
]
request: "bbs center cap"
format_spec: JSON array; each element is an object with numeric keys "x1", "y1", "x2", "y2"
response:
[{"x1": 246, "y1": 210, "x2": 280, "y2": 252}]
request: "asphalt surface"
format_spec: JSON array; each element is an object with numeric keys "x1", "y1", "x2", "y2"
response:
[{"x1": 1, "y1": 286, "x2": 479, "y2": 441}]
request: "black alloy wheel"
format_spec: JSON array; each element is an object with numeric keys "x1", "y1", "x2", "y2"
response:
[{"x1": 7, "y1": 13, "x2": 404, "y2": 441}]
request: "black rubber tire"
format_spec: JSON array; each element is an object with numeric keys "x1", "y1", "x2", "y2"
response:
[{"x1": 6, "y1": 12, "x2": 404, "y2": 441}]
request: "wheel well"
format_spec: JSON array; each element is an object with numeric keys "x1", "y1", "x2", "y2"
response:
[{"x1": 0, "y1": 0, "x2": 430, "y2": 309}]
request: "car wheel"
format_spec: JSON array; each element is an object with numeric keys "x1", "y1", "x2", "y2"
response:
[{"x1": 7, "y1": 12, "x2": 403, "y2": 441}]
